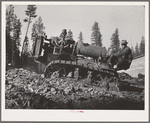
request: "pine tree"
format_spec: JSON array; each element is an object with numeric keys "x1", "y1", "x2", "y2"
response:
[
  {"x1": 135, "y1": 43, "x2": 139, "y2": 57},
  {"x1": 31, "y1": 16, "x2": 45, "y2": 53},
  {"x1": 6, "y1": 5, "x2": 22, "y2": 66},
  {"x1": 21, "y1": 5, "x2": 37, "y2": 66},
  {"x1": 6, "y1": 5, "x2": 14, "y2": 64},
  {"x1": 139, "y1": 36, "x2": 145, "y2": 55},
  {"x1": 66, "y1": 29, "x2": 73, "y2": 40},
  {"x1": 32, "y1": 16, "x2": 45, "y2": 35},
  {"x1": 91, "y1": 22, "x2": 102, "y2": 46},
  {"x1": 22, "y1": 5, "x2": 37, "y2": 54},
  {"x1": 131, "y1": 46, "x2": 135, "y2": 58},
  {"x1": 11, "y1": 15, "x2": 22, "y2": 66},
  {"x1": 110, "y1": 28, "x2": 120, "y2": 52},
  {"x1": 78, "y1": 32, "x2": 83, "y2": 43}
]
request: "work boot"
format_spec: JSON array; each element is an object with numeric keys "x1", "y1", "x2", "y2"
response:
[
  {"x1": 113, "y1": 64, "x2": 119, "y2": 71},
  {"x1": 113, "y1": 64, "x2": 117, "y2": 69}
]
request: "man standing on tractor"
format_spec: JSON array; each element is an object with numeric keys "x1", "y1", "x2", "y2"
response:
[{"x1": 108, "y1": 40, "x2": 133, "y2": 70}]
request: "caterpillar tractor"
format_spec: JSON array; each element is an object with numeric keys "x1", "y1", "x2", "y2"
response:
[{"x1": 32, "y1": 30, "x2": 120, "y2": 91}]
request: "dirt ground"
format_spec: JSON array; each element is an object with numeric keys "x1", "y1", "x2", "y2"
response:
[{"x1": 5, "y1": 68, "x2": 144, "y2": 110}]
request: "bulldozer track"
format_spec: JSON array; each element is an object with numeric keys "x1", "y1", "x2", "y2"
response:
[
  {"x1": 44, "y1": 60, "x2": 119, "y2": 77},
  {"x1": 44, "y1": 59, "x2": 120, "y2": 91}
]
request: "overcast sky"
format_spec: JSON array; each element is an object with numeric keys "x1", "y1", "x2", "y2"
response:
[{"x1": 11, "y1": 2, "x2": 145, "y2": 49}]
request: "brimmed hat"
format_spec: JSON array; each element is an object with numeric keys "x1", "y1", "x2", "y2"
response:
[{"x1": 121, "y1": 40, "x2": 128, "y2": 45}]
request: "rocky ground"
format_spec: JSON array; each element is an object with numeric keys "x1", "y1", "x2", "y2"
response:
[{"x1": 5, "y1": 68, "x2": 144, "y2": 109}]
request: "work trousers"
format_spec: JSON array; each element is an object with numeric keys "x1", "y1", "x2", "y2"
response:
[{"x1": 108, "y1": 54, "x2": 131, "y2": 70}]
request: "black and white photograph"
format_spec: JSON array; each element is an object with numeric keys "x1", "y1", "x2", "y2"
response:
[{"x1": 1, "y1": 1, "x2": 149, "y2": 122}]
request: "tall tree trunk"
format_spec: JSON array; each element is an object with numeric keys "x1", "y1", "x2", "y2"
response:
[
  {"x1": 22, "y1": 16, "x2": 31, "y2": 53},
  {"x1": 21, "y1": 16, "x2": 31, "y2": 66}
]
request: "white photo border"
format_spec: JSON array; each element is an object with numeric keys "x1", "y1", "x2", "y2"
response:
[{"x1": 1, "y1": 1, "x2": 149, "y2": 122}]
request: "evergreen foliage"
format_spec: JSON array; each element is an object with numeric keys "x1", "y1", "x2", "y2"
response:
[
  {"x1": 110, "y1": 28, "x2": 120, "y2": 52},
  {"x1": 91, "y1": 22, "x2": 102, "y2": 46},
  {"x1": 139, "y1": 36, "x2": 145, "y2": 55},
  {"x1": 132, "y1": 36, "x2": 145, "y2": 58},
  {"x1": 130, "y1": 36, "x2": 145, "y2": 58},
  {"x1": 31, "y1": 16, "x2": 45, "y2": 53},
  {"x1": 78, "y1": 32, "x2": 83, "y2": 43},
  {"x1": 135, "y1": 43, "x2": 140, "y2": 57},
  {"x1": 6, "y1": 5, "x2": 22, "y2": 66},
  {"x1": 21, "y1": 5, "x2": 37, "y2": 65},
  {"x1": 22, "y1": 5, "x2": 37, "y2": 55}
]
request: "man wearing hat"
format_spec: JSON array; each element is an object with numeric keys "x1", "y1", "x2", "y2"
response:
[{"x1": 108, "y1": 40, "x2": 133, "y2": 70}]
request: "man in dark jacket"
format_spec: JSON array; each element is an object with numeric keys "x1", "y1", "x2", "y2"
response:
[{"x1": 108, "y1": 40, "x2": 133, "y2": 70}]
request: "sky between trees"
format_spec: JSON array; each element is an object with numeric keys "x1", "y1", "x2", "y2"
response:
[{"x1": 11, "y1": 2, "x2": 146, "y2": 49}]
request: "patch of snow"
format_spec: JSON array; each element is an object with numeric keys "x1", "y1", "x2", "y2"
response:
[{"x1": 118, "y1": 57, "x2": 145, "y2": 77}]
